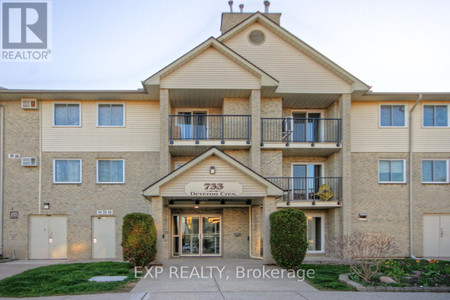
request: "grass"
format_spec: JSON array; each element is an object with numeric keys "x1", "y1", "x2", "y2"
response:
[
  {"x1": 303, "y1": 264, "x2": 356, "y2": 291},
  {"x1": 0, "y1": 262, "x2": 137, "y2": 297}
]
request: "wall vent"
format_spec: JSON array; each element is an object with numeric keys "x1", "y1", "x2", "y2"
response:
[
  {"x1": 21, "y1": 157, "x2": 39, "y2": 167},
  {"x1": 21, "y1": 98, "x2": 38, "y2": 109}
]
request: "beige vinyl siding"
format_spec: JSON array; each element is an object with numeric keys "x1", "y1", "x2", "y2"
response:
[
  {"x1": 42, "y1": 100, "x2": 160, "y2": 152},
  {"x1": 160, "y1": 156, "x2": 267, "y2": 197},
  {"x1": 351, "y1": 101, "x2": 450, "y2": 152},
  {"x1": 224, "y1": 23, "x2": 351, "y2": 94},
  {"x1": 160, "y1": 47, "x2": 260, "y2": 89}
]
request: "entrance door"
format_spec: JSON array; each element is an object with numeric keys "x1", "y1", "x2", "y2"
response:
[
  {"x1": 29, "y1": 215, "x2": 67, "y2": 259},
  {"x1": 424, "y1": 215, "x2": 450, "y2": 257},
  {"x1": 292, "y1": 112, "x2": 323, "y2": 143},
  {"x1": 292, "y1": 164, "x2": 322, "y2": 200},
  {"x1": 92, "y1": 217, "x2": 116, "y2": 259},
  {"x1": 177, "y1": 111, "x2": 208, "y2": 140},
  {"x1": 175, "y1": 215, "x2": 221, "y2": 257},
  {"x1": 306, "y1": 214, "x2": 324, "y2": 253}
]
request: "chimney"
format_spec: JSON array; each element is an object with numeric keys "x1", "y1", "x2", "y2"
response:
[
  {"x1": 228, "y1": 1, "x2": 233, "y2": 12},
  {"x1": 264, "y1": 1, "x2": 270, "y2": 13},
  {"x1": 239, "y1": 4, "x2": 244, "y2": 13}
]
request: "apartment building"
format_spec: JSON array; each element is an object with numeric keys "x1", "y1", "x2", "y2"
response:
[{"x1": 0, "y1": 9, "x2": 449, "y2": 263}]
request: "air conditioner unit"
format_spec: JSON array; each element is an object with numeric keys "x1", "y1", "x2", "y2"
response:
[
  {"x1": 21, "y1": 157, "x2": 39, "y2": 167},
  {"x1": 21, "y1": 98, "x2": 38, "y2": 109}
]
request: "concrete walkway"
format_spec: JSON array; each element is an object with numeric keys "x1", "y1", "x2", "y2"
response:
[{"x1": 0, "y1": 258, "x2": 449, "y2": 299}]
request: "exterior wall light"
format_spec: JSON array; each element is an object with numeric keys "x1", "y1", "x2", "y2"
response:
[
  {"x1": 43, "y1": 203, "x2": 50, "y2": 210},
  {"x1": 210, "y1": 166, "x2": 216, "y2": 174},
  {"x1": 93, "y1": 237, "x2": 97, "y2": 244}
]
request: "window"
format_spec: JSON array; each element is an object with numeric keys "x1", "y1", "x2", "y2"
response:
[
  {"x1": 380, "y1": 105, "x2": 406, "y2": 127},
  {"x1": 422, "y1": 160, "x2": 448, "y2": 183},
  {"x1": 54, "y1": 103, "x2": 80, "y2": 126},
  {"x1": 97, "y1": 159, "x2": 124, "y2": 183},
  {"x1": 423, "y1": 105, "x2": 448, "y2": 127},
  {"x1": 98, "y1": 104, "x2": 124, "y2": 127},
  {"x1": 53, "y1": 159, "x2": 81, "y2": 183},
  {"x1": 379, "y1": 160, "x2": 406, "y2": 183}
]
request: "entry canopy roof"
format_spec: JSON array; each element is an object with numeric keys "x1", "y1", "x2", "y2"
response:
[{"x1": 143, "y1": 147, "x2": 284, "y2": 198}]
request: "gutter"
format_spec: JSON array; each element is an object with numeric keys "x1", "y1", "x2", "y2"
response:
[
  {"x1": 0, "y1": 104, "x2": 4, "y2": 255},
  {"x1": 409, "y1": 94, "x2": 422, "y2": 259}
]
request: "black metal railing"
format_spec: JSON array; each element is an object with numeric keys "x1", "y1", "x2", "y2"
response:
[
  {"x1": 169, "y1": 115, "x2": 251, "y2": 144},
  {"x1": 266, "y1": 177, "x2": 342, "y2": 204},
  {"x1": 261, "y1": 118, "x2": 341, "y2": 146}
]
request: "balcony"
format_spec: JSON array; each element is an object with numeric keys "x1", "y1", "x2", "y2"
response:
[
  {"x1": 266, "y1": 177, "x2": 342, "y2": 208},
  {"x1": 261, "y1": 118, "x2": 342, "y2": 155},
  {"x1": 169, "y1": 115, "x2": 251, "y2": 155}
]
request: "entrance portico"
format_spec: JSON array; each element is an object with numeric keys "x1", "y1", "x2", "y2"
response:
[{"x1": 143, "y1": 147, "x2": 284, "y2": 263}]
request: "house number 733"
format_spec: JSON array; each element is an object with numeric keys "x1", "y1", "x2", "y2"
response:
[{"x1": 204, "y1": 183, "x2": 224, "y2": 191}]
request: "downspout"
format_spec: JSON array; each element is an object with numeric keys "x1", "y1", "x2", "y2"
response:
[
  {"x1": 38, "y1": 101, "x2": 42, "y2": 214},
  {"x1": 249, "y1": 206, "x2": 262, "y2": 259},
  {"x1": 0, "y1": 104, "x2": 4, "y2": 255},
  {"x1": 409, "y1": 94, "x2": 422, "y2": 259}
]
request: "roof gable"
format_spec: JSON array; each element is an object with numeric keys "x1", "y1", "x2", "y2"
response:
[
  {"x1": 143, "y1": 147, "x2": 284, "y2": 197},
  {"x1": 143, "y1": 37, "x2": 278, "y2": 88},
  {"x1": 218, "y1": 12, "x2": 370, "y2": 92}
]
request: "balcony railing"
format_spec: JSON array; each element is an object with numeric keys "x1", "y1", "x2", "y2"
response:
[
  {"x1": 261, "y1": 118, "x2": 341, "y2": 146},
  {"x1": 169, "y1": 115, "x2": 251, "y2": 144},
  {"x1": 266, "y1": 177, "x2": 342, "y2": 205}
]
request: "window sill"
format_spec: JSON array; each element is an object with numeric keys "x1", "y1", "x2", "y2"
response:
[
  {"x1": 378, "y1": 181, "x2": 407, "y2": 184},
  {"x1": 53, "y1": 182, "x2": 82, "y2": 185},
  {"x1": 422, "y1": 182, "x2": 449, "y2": 185},
  {"x1": 96, "y1": 182, "x2": 125, "y2": 185}
]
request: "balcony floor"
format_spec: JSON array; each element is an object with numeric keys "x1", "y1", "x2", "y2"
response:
[
  {"x1": 169, "y1": 141, "x2": 250, "y2": 156},
  {"x1": 276, "y1": 200, "x2": 342, "y2": 209},
  {"x1": 261, "y1": 142, "x2": 341, "y2": 156}
]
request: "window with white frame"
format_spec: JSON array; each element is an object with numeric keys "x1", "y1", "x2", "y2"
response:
[
  {"x1": 422, "y1": 160, "x2": 448, "y2": 183},
  {"x1": 53, "y1": 159, "x2": 82, "y2": 183},
  {"x1": 98, "y1": 104, "x2": 124, "y2": 127},
  {"x1": 54, "y1": 103, "x2": 80, "y2": 126},
  {"x1": 380, "y1": 105, "x2": 406, "y2": 127},
  {"x1": 423, "y1": 105, "x2": 448, "y2": 127},
  {"x1": 97, "y1": 159, "x2": 124, "y2": 183},
  {"x1": 379, "y1": 160, "x2": 406, "y2": 183}
]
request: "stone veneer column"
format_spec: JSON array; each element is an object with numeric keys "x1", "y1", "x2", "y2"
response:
[
  {"x1": 263, "y1": 196, "x2": 277, "y2": 264},
  {"x1": 160, "y1": 89, "x2": 170, "y2": 177},
  {"x1": 250, "y1": 89, "x2": 261, "y2": 173},
  {"x1": 340, "y1": 93, "x2": 352, "y2": 235}
]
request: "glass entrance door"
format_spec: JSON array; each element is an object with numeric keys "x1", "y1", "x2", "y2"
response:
[
  {"x1": 202, "y1": 216, "x2": 221, "y2": 255},
  {"x1": 174, "y1": 215, "x2": 221, "y2": 257},
  {"x1": 292, "y1": 112, "x2": 323, "y2": 143},
  {"x1": 181, "y1": 216, "x2": 200, "y2": 255}
]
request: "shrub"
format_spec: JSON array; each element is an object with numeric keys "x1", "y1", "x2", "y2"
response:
[
  {"x1": 270, "y1": 208, "x2": 308, "y2": 269},
  {"x1": 121, "y1": 213, "x2": 157, "y2": 266},
  {"x1": 329, "y1": 232, "x2": 399, "y2": 283}
]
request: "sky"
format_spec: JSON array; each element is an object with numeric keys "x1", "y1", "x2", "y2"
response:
[{"x1": 0, "y1": 0, "x2": 449, "y2": 92}]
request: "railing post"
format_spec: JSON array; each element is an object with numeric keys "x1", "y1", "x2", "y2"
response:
[
  {"x1": 195, "y1": 115, "x2": 199, "y2": 144},
  {"x1": 286, "y1": 118, "x2": 290, "y2": 147},
  {"x1": 260, "y1": 118, "x2": 264, "y2": 146},
  {"x1": 287, "y1": 177, "x2": 291, "y2": 205},
  {"x1": 247, "y1": 116, "x2": 251, "y2": 144},
  {"x1": 221, "y1": 115, "x2": 225, "y2": 144},
  {"x1": 169, "y1": 116, "x2": 174, "y2": 144},
  {"x1": 310, "y1": 119, "x2": 315, "y2": 147},
  {"x1": 337, "y1": 119, "x2": 341, "y2": 147}
]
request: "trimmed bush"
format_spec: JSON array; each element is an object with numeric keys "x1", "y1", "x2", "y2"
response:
[
  {"x1": 270, "y1": 208, "x2": 308, "y2": 269},
  {"x1": 121, "y1": 213, "x2": 157, "y2": 266}
]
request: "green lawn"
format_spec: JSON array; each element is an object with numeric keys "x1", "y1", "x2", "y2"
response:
[
  {"x1": 0, "y1": 262, "x2": 136, "y2": 297},
  {"x1": 303, "y1": 264, "x2": 356, "y2": 291}
]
